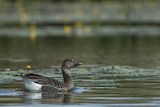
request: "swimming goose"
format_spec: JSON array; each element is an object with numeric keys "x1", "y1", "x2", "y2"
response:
[{"x1": 21, "y1": 59, "x2": 82, "y2": 92}]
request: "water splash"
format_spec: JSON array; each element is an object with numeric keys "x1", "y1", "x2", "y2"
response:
[{"x1": 72, "y1": 87, "x2": 88, "y2": 93}]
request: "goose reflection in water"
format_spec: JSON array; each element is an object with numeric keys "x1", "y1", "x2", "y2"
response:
[{"x1": 24, "y1": 91, "x2": 73, "y2": 104}]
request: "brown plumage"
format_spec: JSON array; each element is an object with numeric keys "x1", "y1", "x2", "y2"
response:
[{"x1": 21, "y1": 59, "x2": 82, "y2": 92}]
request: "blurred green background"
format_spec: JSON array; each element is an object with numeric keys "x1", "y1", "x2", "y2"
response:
[
  {"x1": 0, "y1": 0, "x2": 160, "y2": 69},
  {"x1": 0, "y1": 0, "x2": 160, "y2": 37}
]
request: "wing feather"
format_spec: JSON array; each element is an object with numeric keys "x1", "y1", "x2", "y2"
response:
[{"x1": 24, "y1": 73, "x2": 64, "y2": 89}]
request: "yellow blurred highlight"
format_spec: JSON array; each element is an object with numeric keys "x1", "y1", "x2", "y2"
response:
[
  {"x1": 15, "y1": 0, "x2": 29, "y2": 25},
  {"x1": 75, "y1": 22, "x2": 84, "y2": 36},
  {"x1": 75, "y1": 22, "x2": 83, "y2": 28},
  {"x1": 29, "y1": 23, "x2": 37, "y2": 43},
  {"x1": 26, "y1": 65, "x2": 32, "y2": 69},
  {"x1": 64, "y1": 25, "x2": 72, "y2": 35},
  {"x1": 20, "y1": 8, "x2": 29, "y2": 25}
]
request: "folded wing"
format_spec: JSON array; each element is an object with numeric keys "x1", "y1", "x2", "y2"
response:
[{"x1": 23, "y1": 73, "x2": 65, "y2": 91}]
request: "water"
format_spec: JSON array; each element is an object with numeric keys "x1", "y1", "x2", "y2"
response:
[
  {"x1": 0, "y1": 37, "x2": 160, "y2": 107},
  {"x1": 0, "y1": 37, "x2": 160, "y2": 68},
  {"x1": 0, "y1": 66, "x2": 160, "y2": 106}
]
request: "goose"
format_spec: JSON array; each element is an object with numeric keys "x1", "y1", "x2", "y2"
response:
[{"x1": 21, "y1": 59, "x2": 82, "y2": 92}]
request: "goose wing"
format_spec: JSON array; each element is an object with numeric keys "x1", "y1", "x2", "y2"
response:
[{"x1": 23, "y1": 73, "x2": 64, "y2": 89}]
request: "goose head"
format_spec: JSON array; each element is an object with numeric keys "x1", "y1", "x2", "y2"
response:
[{"x1": 62, "y1": 58, "x2": 82, "y2": 70}]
